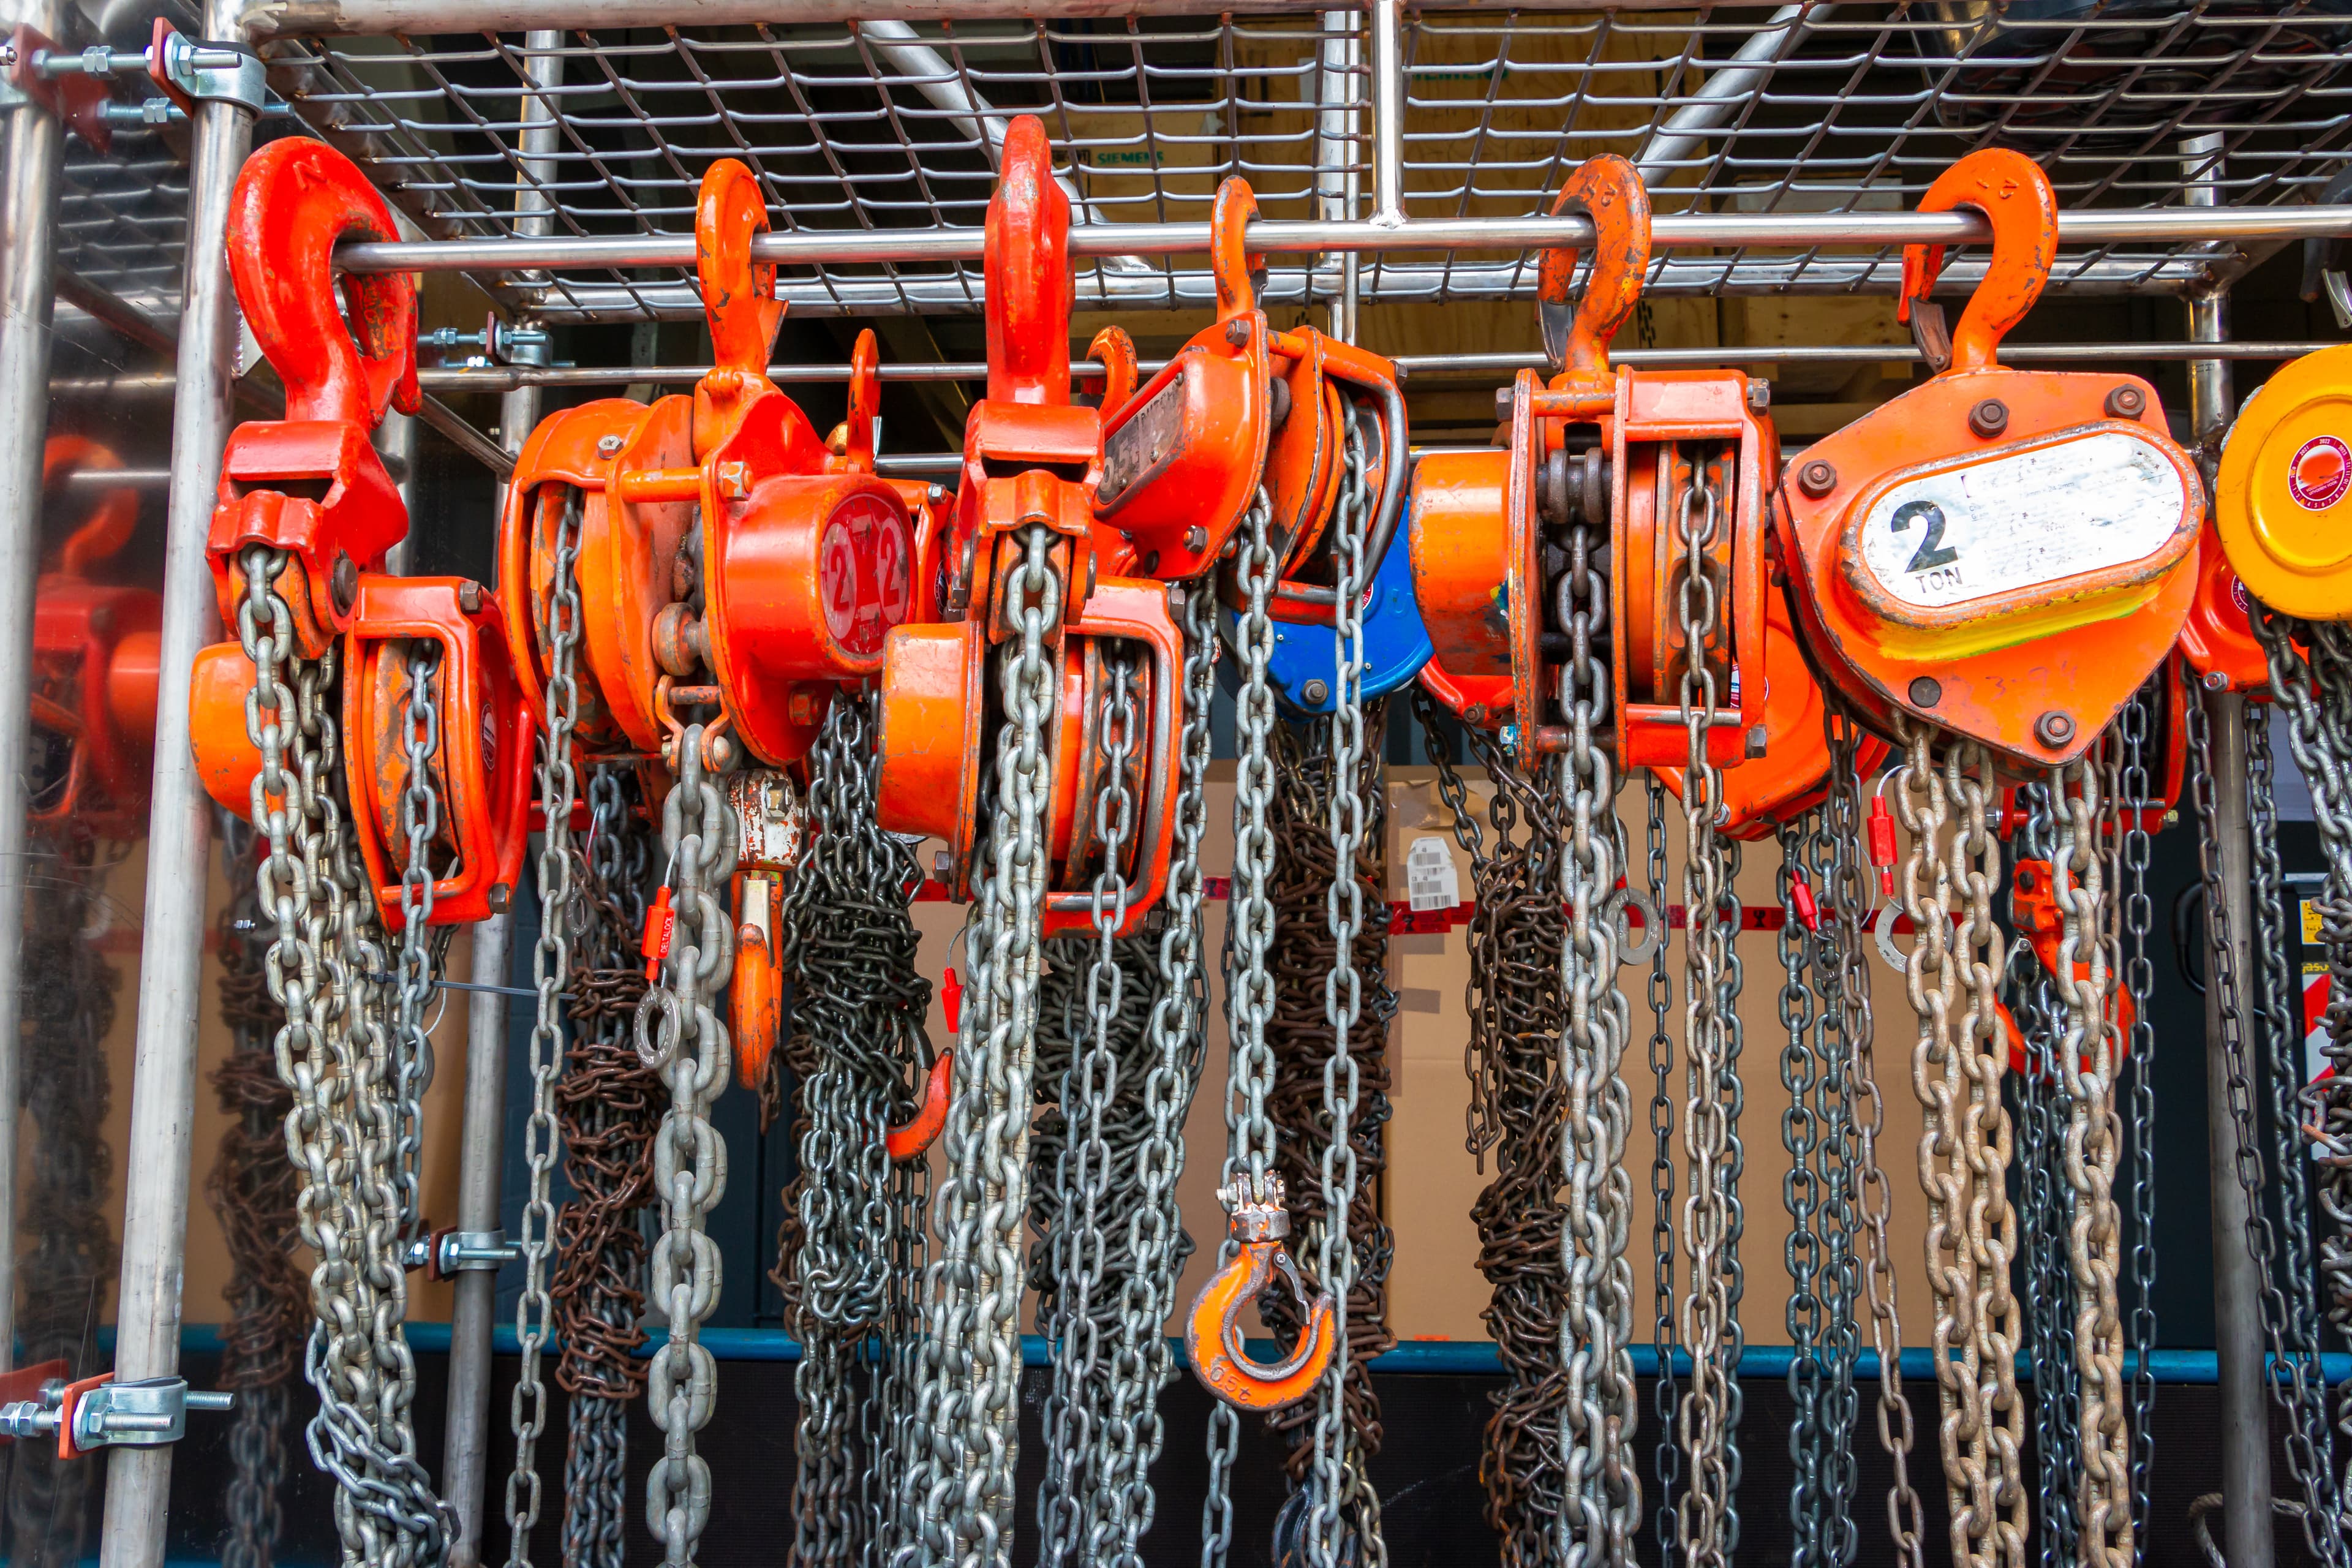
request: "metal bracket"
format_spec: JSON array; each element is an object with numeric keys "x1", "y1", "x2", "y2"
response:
[
  {"x1": 148, "y1": 24, "x2": 265, "y2": 111},
  {"x1": 404, "y1": 1227, "x2": 519, "y2": 1279},
  {"x1": 0, "y1": 1376, "x2": 232, "y2": 1457}
]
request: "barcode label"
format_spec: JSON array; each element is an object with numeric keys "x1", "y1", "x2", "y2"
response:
[{"x1": 1406, "y1": 836, "x2": 1460, "y2": 913}]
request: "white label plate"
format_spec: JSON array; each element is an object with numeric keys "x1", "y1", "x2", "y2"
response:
[
  {"x1": 1406, "y1": 835, "x2": 1460, "y2": 913},
  {"x1": 1854, "y1": 430, "x2": 2186, "y2": 611}
]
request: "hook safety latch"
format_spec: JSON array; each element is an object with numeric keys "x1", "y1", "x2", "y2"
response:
[{"x1": 1184, "y1": 1175, "x2": 1336, "y2": 1412}]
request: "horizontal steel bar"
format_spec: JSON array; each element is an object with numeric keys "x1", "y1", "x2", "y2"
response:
[{"x1": 334, "y1": 206, "x2": 2352, "y2": 277}]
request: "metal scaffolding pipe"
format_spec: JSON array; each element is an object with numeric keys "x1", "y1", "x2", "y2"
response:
[
  {"x1": 0, "y1": 0, "x2": 67, "y2": 1388},
  {"x1": 97, "y1": 1, "x2": 260, "y2": 1564},
  {"x1": 1368, "y1": 0, "x2": 1403, "y2": 224},
  {"x1": 333, "y1": 203, "x2": 2352, "y2": 276}
]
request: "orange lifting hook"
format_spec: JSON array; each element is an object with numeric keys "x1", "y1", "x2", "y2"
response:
[
  {"x1": 883, "y1": 966, "x2": 957, "y2": 1162},
  {"x1": 1184, "y1": 1176, "x2": 1338, "y2": 1411}
]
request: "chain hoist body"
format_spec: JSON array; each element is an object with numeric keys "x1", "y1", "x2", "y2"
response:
[
  {"x1": 2214, "y1": 340, "x2": 2352, "y2": 623},
  {"x1": 1777, "y1": 150, "x2": 2200, "y2": 772}
]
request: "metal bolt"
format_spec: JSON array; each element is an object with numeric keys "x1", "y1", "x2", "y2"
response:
[
  {"x1": 1968, "y1": 398, "x2": 2010, "y2": 439},
  {"x1": 1185, "y1": 525, "x2": 1209, "y2": 554},
  {"x1": 1301, "y1": 678, "x2": 1330, "y2": 706},
  {"x1": 1796, "y1": 459, "x2": 1838, "y2": 499},
  {"x1": 2035, "y1": 710, "x2": 2076, "y2": 747},
  {"x1": 487, "y1": 883, "x2": 511, "y2": 915},
  {"x1": 2105, "y1": 384, "x2": 2146, "y2": 420},
  {"x1": 2203, "y1": 669, "x2": 2230, "y2": 692},
  {"x1": 458, "y1": 581, "x2": 482, "y2": 614},
  {"x1": 1464, "y1": 704, "x2": 1488, "y2": 726},
  {"x1": 932, "y1": 848, "x2": 954, "y2": 880},
  {"x1": 596, "y1": 433, "x2": 624, "y2": 457},
  {"x1": 1908, "y1": 676, "x2": 1942, "y2": 707},
  {"x1": 331, "y1": 551, "x2": 358, "y2": 614},
  {"x1": 1224, "y1": 318, "x2": 1251, "y2": 346},
  {"x1": 1746, "y1": 377, "x2": 1771, "y2": 413}
]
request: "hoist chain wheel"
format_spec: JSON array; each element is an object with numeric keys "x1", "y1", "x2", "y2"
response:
[
  {"x1": 2215, "y1": 340, "x2": 2352, "y2": 622},
  {"x1": 1781, "y1": 148, "x2": 2200, "y2": 769}
]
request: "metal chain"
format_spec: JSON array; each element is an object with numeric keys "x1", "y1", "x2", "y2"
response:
[
  {"x1": 1825, "y1": 703, "x2": 1926, "y2": 1568},
  {"x1": 1890, "y1": 717, "x2": 2025, "y2": 1568},
  {"x1": 508, "y1": 488, "x2": 582, "y2": 1568},
  {"x1": 2113, "y1": 689, "x2": 2161, "y2": 1554},
  {"x1": 902, "y1": 521, "x2": 1063, "y2": 1568},
  {"x1": 2049, "y1": 756, "x2": 2133, "y2": 1568},
  {"x1": 209, "y1": 813, "x2": 303, "y2": 1568},
  {"x1": 235, "y1": 545, "x2": 450, "y2": 1568},
  {"x1": 636, "y1": 715, "x2": 740, "y2": 1566},
  {"x1": 1204, "y1": 489, "x2": 1280, "y2": 1568},
  {"x1": 1802, "y1": 804, "x2": 1863, "y2": 1567},
  {"x1": 1780, "y1": 815, "x2": 1829, "y2": 1567},
  {"x1": 2206, "y1": 624, "x2": 2351, "y2": 1563},
  {"x1": 393, "y1": 642, "x2": 442, "y2": 1252},
  {"x1": 557, "y1": 767, "x2": 660, "y2": 1568},
  {"x1": 1646, "y1": 772, "x2": 1683, "y2": 1558},
  {"x1": 1675, "y1": 463, "x2": 1743, "y2": 1568}
]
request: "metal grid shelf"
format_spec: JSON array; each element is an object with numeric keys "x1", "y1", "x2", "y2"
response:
[{"x1": 228, "y1": 1, "x2": 2352, "y2": 325}]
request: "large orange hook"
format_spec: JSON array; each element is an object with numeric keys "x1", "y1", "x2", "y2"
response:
[
  {"x1": 1898, "y1": 147, "x2": 2056, "y2": 375},
  {"x1": 1087, "y1": 326, "x2": 1138, "y2": 422},
  {"x1": 1184, "y1": 1176, "x2": 1337, "y2": 1411},
  {"x1": 886, "y1": 966, "x2": 956, "y2": 1161},
  {"x1": 984, "y1": 116, "x2": 1074, "y2": 407},
  {"x1": 1536, "y1": 154, "x2": 1652, "y2": 388},
  {"x1": 695, "y1": 157, "x2": 783, "y2": 452},
  {"x1": 1210, "y1": 176, "x2": 1262, "y2": 325},
  {"x1": 225, "y1": 139, "x2": 420, "y2": 428}
]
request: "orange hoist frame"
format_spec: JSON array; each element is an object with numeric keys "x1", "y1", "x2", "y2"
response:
[
  {"x1": 32, "y1": 438, "x2": 160, "y2": 838},
  {"x1": 1776, "y1": 149, "x2": 2202, "y2": 771},
  {"x1": 874, "y1": 115, "x2": 1181, "y2": 942},
  {"x1": 203, "y1": 139, "x2": 419, "y2": 662},
  {"x1": 342, "y1": 578, "x2": 532, "y2": 927},
  {"x1": 1410, "y1": 154, "x2": 1775, "y2": 770}
]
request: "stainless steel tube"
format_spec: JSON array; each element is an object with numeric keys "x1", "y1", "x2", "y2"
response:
[
  {"x1": 442, "y1": 34, "x2": 561, "y2": 1564},
  {"x1": 97, "y1": 4, "x2": 260, "y2": 1566},
  {"x1": 0, "y1": 0, "x2": 67, "y2": 1384},
  {"x1": 332, "y1": 203, "x2": 2352, "y2": 276},
  {"x1": 1368, "y1": 0, "x2": 1402, "y2": 224}
]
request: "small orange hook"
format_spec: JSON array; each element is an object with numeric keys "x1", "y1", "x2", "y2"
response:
[
  {"x1": 2003, "y1": 855, "x2": 2138, "y2": 1076},
  {"x1": 1087, "y1": 326, "x2": 1138, "y2": 421},
  {"x1": 1210, "y1": 176, "x2": 1263, "y2": 325},
  {"x1": 985, "y1": 115, "x2": 1074, "y2": 407},
  {"x1": 886, "y1": 967, "x2": 958, "y2": 1161},
  {"x1": 1184, "y1": 1176, "x2": 1336, "y2": 1412},
  {"x1": 42, "y1": 436, "x2": 136, "y2": 578},
  {"x1": 1536, "y1": 154, "x2": 1652, "y2": 388},
  {"x1": 843, "y1": 327, "x2": 881, "y2": 475},
  {"x1": 1898, "y1": 148, "x2": 2056, "y2": 376}
]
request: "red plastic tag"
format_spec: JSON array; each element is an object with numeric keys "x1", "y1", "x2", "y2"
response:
[
  {"x1": 941, "y1": 966, "x2": 962, "y2": 1032},
  {"x1": 641, "y1": 886, "x2": 676, "y2": 981}
]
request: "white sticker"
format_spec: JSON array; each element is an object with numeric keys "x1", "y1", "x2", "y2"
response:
[
  {"x1": 1406, "y1": 835, "x2": 1460, "y2": 913},
  {"x1": 1855, "y1": 430, "x2": 2187, "y2": 611}
]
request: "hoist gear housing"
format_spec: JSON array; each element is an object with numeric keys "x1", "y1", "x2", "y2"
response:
[
  {"x1": 1777, "y1": 148, "x2": 2201, "y2": 770},
  {"x1": 2215, "y1": 341, "x2": 2352, "y2": 623}
]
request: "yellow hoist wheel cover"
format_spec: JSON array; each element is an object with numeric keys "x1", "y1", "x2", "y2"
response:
[{"x1": 2217, "y1": 340, "x2": 2352, "y2": 622}]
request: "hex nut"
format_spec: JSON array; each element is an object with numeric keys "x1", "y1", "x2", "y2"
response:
[
  {"x1": 2035, "y1": 710, "x2": 2076, "y2": 747},
  {"x1": 2105, "y1": 385, "x2": 2146, "y2": 420}
]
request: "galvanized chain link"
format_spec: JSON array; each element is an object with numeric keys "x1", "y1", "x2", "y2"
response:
[
  {"x1": 1674, "y1": 464, "x2": 1743, "y2": 1568},
  {"x1": 1204, "y1": 488, "x2": 1280, "y2": 1568},
  {"x1": 2111, "y1": 689, "x2": 2161, "y2": 1552},
  {"x1": 509, "y1": 488, "x2": 582, "y2": 1568},
  {"x1": 1779, "y1": 814, "x2": 1832, "y2": 1568},
  {"x1": 1800, "y1": 805, "x2": 1862, "y2": 1568},
  {"x1": 777, "y1": 690, "x2": 931, "y2": 1568},
  {"x1": 557, "y1": 767, "x2": 660, "y2": 1568},
  {"x1": 2048, "y1": 756, "x2": 2133, "y2": 1568},
  {"x1": 393, "y1": 643, "x2": 442, "y2": 1254},
  {"x1": 209, "y1": 812, "x2": 303, "y2": 1568},
  {"x1": 1645, "y1": 772, "x2": 1683, "y2": 1558},
  {"x1": 1824, "y1": 704, "x2": 1926, "y2": 1568},
  {"x1": 2196, "y1": 630, "x2": 2350, "y2": 1564},
  {"x1": 902, "y1": 521, "x2": 1063, "y2": 1568},
  {"x1": 234, "y1": 545, "x2": 450, "y2": 1568},
  {"x1": 636, "y1": 717, "x2": 740, "y2": 1566},
  {"x1": 1889, "y1": 717, "x2": 2025, "y2": 1568}
]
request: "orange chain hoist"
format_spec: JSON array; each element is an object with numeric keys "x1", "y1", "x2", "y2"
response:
[
  {"x1": 1776, "y1": 148, "x2": 2203, "y2": 770},
  {"x1": 188, "y1": 138, "x2": 529, "y2": 929},
  {"x1": 31, "y1": 437, "x2": 160, "y2": 839},
  {"x1": 2214, "y1": 340, "x2": 2352, "y2": 624},
  {"x1": 1409, "y1": 152, "x2": 1777, "y2": 770},
  {"x1": 873, "y1": 116, "x2": 1182, "y2": 943}
]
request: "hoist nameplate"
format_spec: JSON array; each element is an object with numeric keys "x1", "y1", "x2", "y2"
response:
[{"x1": 1096, "y1": 369, "x2": 1188, "y2": 511}]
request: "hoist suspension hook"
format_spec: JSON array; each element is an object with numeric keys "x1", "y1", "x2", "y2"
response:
[
  {"x1": 1087, "y1": 326, "x2": 1138, "y2": 423},
  {"x1": 1536, "y1": 152, "x2": 1651, "y2": 388},
  {"x1": 1185, "y1": 1176, "x2": 1336, "y2": 1411},
  {"x1": 1897, "y1": 147, "x2": 2056, "y2": 375},
  {"x1": 695, "y1": 156, "x2": 783, "y2": 450},
  {"x1": 1212, "y1": 175, "x2": 1264, "y2": 325},
  {"x1": 839, "y1": 327, "x2": 881, "y2": 474},
  {"x1": 43, "y1": 436, "x2": 137, "y2": 579},
  {"x1": 987, "y1": 116, "x2": 1074, "y2": 407},
  {"x1": 227, "y1": 138, "x2": 420, "y2": 428}
]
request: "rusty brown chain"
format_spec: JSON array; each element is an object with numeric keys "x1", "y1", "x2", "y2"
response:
[
  {"x1": 209, "y1": 812, "x2": 305, "y2": 1568},
  {"x1": 555, "y1": 767, "x2": 661, "y2": 1568},
  {"x1": 1890, "y1": 718, "x2": 2026, "y2": 1568},
  {"x1": 1415, "y1": 696, "x2": 1570, "y2": 1566},
  {"x1": 1263, "y1": 706, "x2": 1396, "y2": 1564}
]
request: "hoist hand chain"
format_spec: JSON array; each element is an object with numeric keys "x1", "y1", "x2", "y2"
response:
[
  {"x1": 1823, "y1": 702, "x2": 1928, "y2": 1568},
  {"x1": 2206, "y1": 622, "x2": 2352, "y2": 1565},
  {"x1": 1779, "y1": 812, "x2": 1843, "y2": 1568},
  {"x1": 1408, "y1": 685, "x2": 1498, "y2": 1166},
  {"x1": 1676, "y1": 467, "x2": 1746, "y2": 1568},
  {"x1": 1890, "y1": 718, "x2": 2026, "y2": 1568},
  {"x1": 1801, "y1": 805, "x2": 1864, "y2": 1566},
  {"x1": 635, "y1": 718, "x2": 739, "y2": 1566},
  {"x1": 2048, "y1": 755, "x2": 2134, "y2": 1568},
  {"x1": 556, "y1": 767, "x2": 660, "y2": 1568},
  {"x1": 506, "y1": 486, "x2": 583, "y2": 1568},
  {"x1": 2109, "y1": 685, "x2": 2163, "y2": 1551},
  {"x1": 1645, "y1": 771, "x2": 1684, "y2": 1560},
  {"x1": 390, "y1": 642, "x2": 440, "y2": 1259},
  {"x1": 234, "y1": 544, "x2": 450, "y2": 1568}
]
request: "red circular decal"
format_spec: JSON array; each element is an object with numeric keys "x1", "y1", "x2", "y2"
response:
[
  {"x1": 2289, "y1": 434, "x2": 2351, "y2": 511},
  {"x1": 818, "y1": 492, "x2": 914, "y2": 657}
]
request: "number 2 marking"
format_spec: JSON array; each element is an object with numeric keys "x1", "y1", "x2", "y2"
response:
[{"x1": 1891, "y1": 499, "x2": 1959, "y2": 573}]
